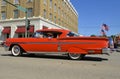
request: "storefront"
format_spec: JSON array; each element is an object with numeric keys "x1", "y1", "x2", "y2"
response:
[
  {"x1": 0, "y1": 17, "x2": 67, "y2": 41},
  {"x1": 2, "y1": 27, "x2": 11, "y2": 39},
  {"x1": 15, "y1": 25, "x2": 34, "y2": 38}
]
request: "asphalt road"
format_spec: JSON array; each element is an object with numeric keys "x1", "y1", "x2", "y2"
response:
[{"x1": 0, "y1": 48, "x2": 120, "y2": 79}]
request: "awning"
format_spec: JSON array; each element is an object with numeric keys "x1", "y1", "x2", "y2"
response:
[
  {"x1": 2, "y1": 27, "x2": 11, "y2": 34},
  {"x1": 15, "y1": 26, "x2": 34, "y2": 33},
  {"x1": 15, "y1": 26, "x2": 25, "y2": 33},
  {"x1": 29, "y1": 26, "x2": 34, "y2": 33}
]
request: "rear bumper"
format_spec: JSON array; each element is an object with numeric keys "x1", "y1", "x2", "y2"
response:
[
  {"x1": 116, "y1": 47, "x2": 120, "y2": 52},
  {"x1": 102, "y1": 48, "x2": 111, "y2": 55}
]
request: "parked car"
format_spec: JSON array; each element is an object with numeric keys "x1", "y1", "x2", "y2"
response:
[{"x1": 4, "y1": 29, "x2": 110, "y2": 60}]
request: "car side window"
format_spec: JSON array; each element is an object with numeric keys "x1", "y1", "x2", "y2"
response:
[
  {"x1": 33, "y1": 31, "x2": 62, "y2": 38},
  {"x1": 33, "y1": 32, "x2": 43, "y2": 38},
  {"x1": 45, "y1": 32, "x2": 61, "y2": 38},
  {"x1": 47, "y1": 33, "x2": 54, "y2": 38}
]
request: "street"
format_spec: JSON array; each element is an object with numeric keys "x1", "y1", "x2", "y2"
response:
[{"x1": 0, "y1": 47, "x2": 120, "y2": 79}]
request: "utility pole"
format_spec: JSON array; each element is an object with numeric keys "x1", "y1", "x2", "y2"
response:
[{"x1": 3, "y1": 0, "x2": 28, "y2": 37}]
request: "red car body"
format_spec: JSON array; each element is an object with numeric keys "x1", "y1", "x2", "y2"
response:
[{"x1": 4, "y1": 29, "x2": 110, "y2": 60}]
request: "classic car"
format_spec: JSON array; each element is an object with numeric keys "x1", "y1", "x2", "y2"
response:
[{"x1": 4, "y1": 29, "x2": 110, "y2": 60}]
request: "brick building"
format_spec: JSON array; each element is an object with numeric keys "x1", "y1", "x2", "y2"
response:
[{"x1": 0, "y1": 0, "x2": 78, "y2": 41}]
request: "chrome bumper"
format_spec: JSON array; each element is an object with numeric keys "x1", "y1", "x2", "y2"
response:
[
  {"x1": 102, "y1": 48, "x2": 111, "y2": 55},
  {"x1": 4, "y1": 45, "x2": 9, "y2": 51},
  {"x1": 116, "y1": 47, "x2": 120, "y2": 52}
]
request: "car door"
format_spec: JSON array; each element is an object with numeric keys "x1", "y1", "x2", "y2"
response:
[
  {"x1": 37, "y1": 38, "x2": 58, "y2": 52},
  {"x1": 23, "y1": 37, "x2": 58, "y2": 53}
]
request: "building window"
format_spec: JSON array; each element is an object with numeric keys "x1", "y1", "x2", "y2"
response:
[
  {"x1": 50, "y1": 0, "x2": 52, "y2": 8},
  {"x1": 58, "y1": 7, "x2": 60, "y2": 15},
  {"x1": 44, "y1": 0, "x2": 47, "y2": 5},
  {"x1": 49, "y1": 13, "x2": 52, "y2": 21},
  {"x1": 14, "y1": 10, "x2": 19, "y2": 18},
  {"x1": 1, "y1": 0, "x2": 6, "y2": 6},
  {"x1": 43, "y1": 9, "x2": 47, "y2": 19},
  {"x1": 62, "y1": 0, "x2": 65, "y2": 7},
  {"x1": 54, "y1": 4, "x2": 57, "y2": 12},
  {"x1": 58, "y1": 0, "x2": 60, "y2": 5},
  {"x1": 58, "y1": 18, "x2": 61, "y2": 25},
  {"x1": 61, "y1": 11, "x2": 63, "y2": 17},
  {"x1": 27, "y1": 0, "x2": 33, "y2": 2},
  {"x1": 54, "y1": 16, "x2": 56, "y2": 23},
  {"x1": 1, "y1": 11, "x2": 6, "y2": 20},
  {"x1": 14, "y1": 0, "x2": 19, "y2": 4},
  {"x1": 27, "y1": 8, "x2": 33, "y2": 17}
]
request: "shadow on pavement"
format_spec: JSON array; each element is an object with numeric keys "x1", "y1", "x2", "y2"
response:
[
  {"x1": 1, "y1": 53, "x2": 108, "y2": 62},
  {"x1": 82, "y1": 56, "x2": 108, "y2": 61}
]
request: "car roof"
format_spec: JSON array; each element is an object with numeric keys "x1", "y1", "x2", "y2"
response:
[{"x1": 36, "y1": 29, "x2": 70, "y2": 33}]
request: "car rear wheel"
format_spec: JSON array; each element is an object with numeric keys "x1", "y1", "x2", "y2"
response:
[
  {"x1": 11, "y1": 45, "x2": 22, "y2": 56},
  {"x1": 68, "y1": 53, "x2": 81, "y2": 60}
]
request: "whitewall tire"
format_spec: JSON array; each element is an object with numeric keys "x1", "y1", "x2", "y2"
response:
[
  {"x1": 11, "y1": 45, "x2": 22, "y2": 56},
  {"x1": 68, "y1": 53, "x2": 81, "y2": 60}
]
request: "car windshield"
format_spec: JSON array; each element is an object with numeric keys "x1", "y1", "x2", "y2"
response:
[{"x1": 67, "y1": 32, "x2": 78, "y2": 37}]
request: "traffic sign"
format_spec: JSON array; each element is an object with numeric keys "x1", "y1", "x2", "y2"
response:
[{"x1": 17, "y1": 6, "x2": 27, "y2": 12}]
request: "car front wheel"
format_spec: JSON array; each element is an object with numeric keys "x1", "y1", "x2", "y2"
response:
[{"x1": 11, "y1": 45, "x2": 22, "y2": 56}]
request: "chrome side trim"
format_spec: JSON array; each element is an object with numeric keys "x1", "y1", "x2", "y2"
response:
[
  {"x1": 26, "y1": 51, "x2": 67, "y2": 55},
  {"x1": 102, "y1": 48, "x2": 111, "y2": 55}
]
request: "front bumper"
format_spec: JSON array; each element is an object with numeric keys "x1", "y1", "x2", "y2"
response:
[
  {"x1": 116, "y1": 48, "x2": 120, "y2": 52},
  {"x1": 102, "y1": 48, "x2": 111, "y2": 55},
  {"x1": 4, "y1": 45, "x2": 9, "y2": 51}
]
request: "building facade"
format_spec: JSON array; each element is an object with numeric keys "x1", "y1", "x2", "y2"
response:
[{"x1": 0, "y1": 0, "x2": 78, "y2": 41}]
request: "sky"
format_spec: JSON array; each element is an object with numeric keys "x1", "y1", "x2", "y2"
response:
[{"x1": 70, "y1": 0, "x2": 120, "y2": 36}]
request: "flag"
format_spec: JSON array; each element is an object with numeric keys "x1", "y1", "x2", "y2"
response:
[
  {"x1": 102, "y1": 24, "x2": 109, "y2": 31},
  {"x1": 101, "y1": 29, "x2": 106, "y2": 35}
]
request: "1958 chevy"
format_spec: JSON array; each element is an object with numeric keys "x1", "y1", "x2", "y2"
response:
[{"x1": 4, "y1": 29, "x2": 110, "y2": 60}]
